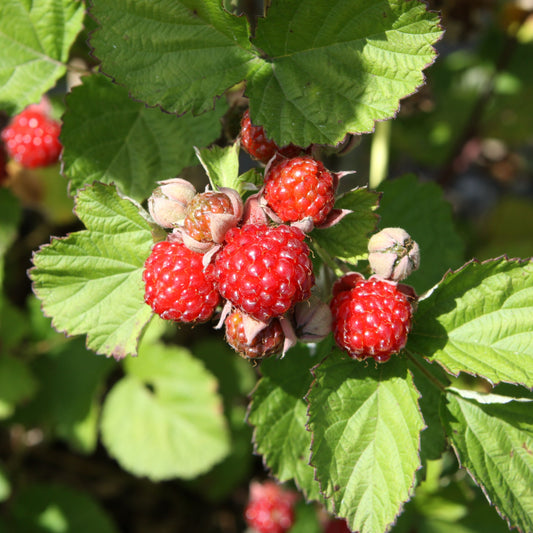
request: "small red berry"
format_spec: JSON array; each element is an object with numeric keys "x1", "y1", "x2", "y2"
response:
[
  {"x1": 143, "y1": 241, "x2": 220, "y2": 323},
  {"x1": 240, "y1": 110, "x2": 302, "y2": 164},
  {"x1": 183, "y1": 191, "x2": 235, "y2": 242},
  {"x1": 264, "y1": 156, "x2": 335, "y2": 225},
  {"x1": 1, "y1": 108, "x2": 61, "y2": 168},
  {"x1": 245, "y1": 481, "x2": 298, "y2": 533},
  {"x1": 0, "y1": 142, "x2": 7, "y2": 185},
  {"x1": 214, "y1": 224, "x2": 314, "y2": 322},
  {"x1": 330, "y1": 276, "x2": 413, "y2": 363},
  {"x1": 225, "y1": 309, "x2": 284, "y2": 359}
]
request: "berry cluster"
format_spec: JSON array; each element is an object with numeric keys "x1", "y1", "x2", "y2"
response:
[
  {"x1": 143, "y1": 110, "x2": 419, "y2": 363},
  {"x1": 1, "y1": 103, "x2": 62, "y2": 169}
]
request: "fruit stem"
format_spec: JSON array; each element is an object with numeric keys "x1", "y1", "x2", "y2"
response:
[
  {"x1": 369, "y1": 120, "x2": 391, "y2": 189},
  {"x1": 405, "y1": 350, "x2": 448, "y2": 392}
]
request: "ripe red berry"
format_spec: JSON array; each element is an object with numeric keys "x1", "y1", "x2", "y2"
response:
[
  {"x1": 264, "y1": 156, "x2": 335, "y2": 225},
  {"x1": 245, "y1": 481, "x2": 297, "y2": 533},
  {"x1": 225, "y1": 309, "x2": 284, "y2": 359},
  {"x1": 183, "y1": 191, "x2": 234, "y2": 242},
  {"x1": 330, "y1": 277, "x2": 413, "y2": 363},
  {"x1": 1, "y1": 108, "x2": 61, "y2": 168},
  {"x1": 214, "y1": 224, "x2": 314, "y2": 322},
  {"x1": 143, "y1": 240, "x2": 220, "y2": 323},
  {"x1": 240, "y1": 110, "x2": 302, "y2": 164}
]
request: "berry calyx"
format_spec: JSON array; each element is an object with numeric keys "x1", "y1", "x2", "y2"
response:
[
  {"x1": 263, "y1": 156, "x2": 335, "y2": 226},
  {"x1": 214, "y1": 224, "x2": 314, "y2": 322},
  {"x1": 143, "y1": 240, "x2": 220, "y2": 323},
  {"x1": 240, "y1": 110, "x2": 302, "y2": 164},
  {"x1": 225, "y1": 309, "x2": 284, "y2": 360},
  {"x1": 1, "y1": 108, "x2": 61, "y2": 168},
  {"x1": 183, "y1": 191, "x2": 235, "y2": 242},
  {"x1": 330, "y1": 275, "x2": 414, "y2": 363},
  {"x1": 245, "y1": 481, "x2": 298, "y2": 533}
]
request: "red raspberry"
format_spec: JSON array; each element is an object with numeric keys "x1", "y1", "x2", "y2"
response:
[
  {"x1": 214, "y1": 224, "x2": 314, "y2": 322},
  {"x1": 225, "y1": 309, "x2": 284, "y2": 359},
  {"x1": 264, "y1": 156, "x2": 335, "y2": 225},
  {"x1": 240, "y1": 110, "x2": 302, "y2": 164},
  {"x1": 143, "y1": 241, "x2": 220, "y2": 323},
  {"x1": 245, "y1": 481, "x2": 297, "y2": 533},
  {"x1": 1, "y1": 108, "x2": 61, "y2": 168},
  {"x1": 330, "y1": 277, "x2": 413, "y2": 363},
  {"x1": 183, "y1": 191, "x2": 234, "y2": 242}
]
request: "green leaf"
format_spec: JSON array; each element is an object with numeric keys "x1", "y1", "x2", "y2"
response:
[
  {"x1": 29, "y1": 183, "x2": 154, "y2": 359},
  {"x1": 0, "y1": 463, "x2": 11, "y2": 503},
  {"x1": 311, "y1": 187, "x2": 379, "y2": 267},
  {"x1": 290, "y1": 500, "x2": 323, "y2": 533},
  {"x1": 408, "y1": 258, "x2": 533, "y2": 387},
  {"x1": 247, "y1": 0, "x2": 442, "y2": 147},
  {"x1": 90, "y1": 0, "x2": 441, "y2": 147},
  {"x1": 308, "y1": 352, "x2": 425, "y2": 533},
  {"x1": 61, "y1": 74, "x2": 228, "y2": 201},
  {"x1": 407, "y1": 355, "x2": 448, "y2": 466},
  {"x1": 0, "y1": 0, "x2": 84, "y2": 114},
  {"x1": 10, "y1": 482, "x2": 118, "y2": 533},
  {"x1": 0, "y1": 188, "x2": 22, "y2": 286},
  {"x1": 89, "y1": 0, "x2": 256, "y2": 115},
  {"x1": 442, "y1": 389, "x2": 533, "y2": 533},
  {"x1": 100, "y1": 342, "x2": 230, "y2": 480},
  {"x1": 16, "y1": 338, "x2": 114, "y2": 453},
  {"x1": 196, "y1": 144, "x2": 239, "y2": 191},
  {"x1": 378, "y1": 174, "x2": 465, "y2": 293},
  {"x1": 0, "y1": 354, "x2": 37, "y2": 419},
  {"x1": 247, "y1": 345, "x2": 324, "y2": 502}
]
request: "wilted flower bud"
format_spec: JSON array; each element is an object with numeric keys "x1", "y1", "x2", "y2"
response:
[
  {"x1": 368, "y1": 227, "x2": 420, "y2": 282},
  {"x1": 148, "y1": 178, "x2": 196, "y2": 228}
]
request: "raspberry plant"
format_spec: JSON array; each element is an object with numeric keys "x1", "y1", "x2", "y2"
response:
[{"x1": 1, "y1": 1, "x2": 533, "y2": 532}]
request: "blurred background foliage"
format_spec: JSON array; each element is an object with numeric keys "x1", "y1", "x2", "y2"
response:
[{"x1": 0, "y1": 0, "x2": 532, "y2": 532}]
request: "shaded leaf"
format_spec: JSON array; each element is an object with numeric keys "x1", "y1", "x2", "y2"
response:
[
  {"x1": 248, "y1": 0, "x2": 442, "y2": 146},
  {"x1": 378, "y1": 174, "x2": 465, "y2": 293},
  {"x1": 0, "y1": 354, "x2": 37, "y2": 420},
  {"x1": 62, "y1": 74, "x2": 227, "y2": 201},
  {"x1": 89, "y1": 0, "x2": 256, "y2": 114},
  {"x1": 10, "y1": 482, "x2": 118, "y2": 533},
  {"x1": 442, "y1": 389, "x2": 533, "y2": 533},
  {"x1": 311, "y1": 187, "x2": 379, "y2": 267},
  {"x1": 247, "y1": 345, "x2": 324, "y2": 502}
]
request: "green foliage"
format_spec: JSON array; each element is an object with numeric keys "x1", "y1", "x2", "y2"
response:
[
  {"x1": 308, "y1": 352, "x2": 425, "y2": 533},
  {"x1": 29, "y1": 183, "x2": 154, "y2": 358},
  {"x1": 0, "y1": 0, "x2": 84, "y2": 114},
  {"x1": 443, "y1": 389, "x2": 533, "y2": 533},
  {"x1": 61, "y1": 74, "x2": 228, "y2": 201},
  {"x1": 378, "y1": 174, "x2": 465, "y2": 293},
  {"x1": 89, "y1": 0, "x2": 442, "y2": 147},
  {"x1": 100, "y1": 339, "x2": 230, "y2": 480},
  {"x1": 2, "y1": 1, "x2": 533, "y2": 531},
  {"x1": 9, "y1": 483, "x2": 118, "y2": 533},
  {"x1": 408, "y1": 258, "x2": 533, "y2": 386}
]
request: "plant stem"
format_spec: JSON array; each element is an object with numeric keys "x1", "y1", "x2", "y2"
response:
[
  {"x1": 368, "y1": 120, "x2": 391, "y2": 189},
  {"x1": 405, "y1": 350, "x2": 448, "y2": 392}
]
